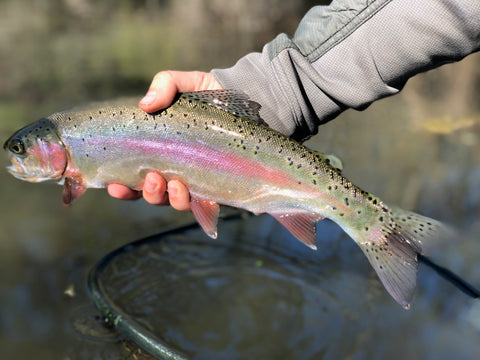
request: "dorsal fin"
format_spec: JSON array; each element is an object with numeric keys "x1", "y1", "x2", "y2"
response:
[{"x1": 181, "y1": 90, "x2": 264, "y2": 124}]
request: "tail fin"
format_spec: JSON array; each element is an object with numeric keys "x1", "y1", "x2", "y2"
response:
[{"x1": 356, "y1": 207, "x2": 450, "y2": 309}]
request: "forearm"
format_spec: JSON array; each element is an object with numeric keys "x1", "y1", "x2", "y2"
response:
[{"x1": 212, "y1": 0, "x2": 480, "y2": 141}]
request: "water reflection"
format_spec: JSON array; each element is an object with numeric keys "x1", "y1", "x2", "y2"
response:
[
  {"x1": 86, "y1": 216, "x2": 372, "y2": 359},
  {"x1": 79, "y1": 212, "x2": 479, "y2": 360}
]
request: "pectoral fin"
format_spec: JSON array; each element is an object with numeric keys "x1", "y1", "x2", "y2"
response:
[
  {"x1": 191, "y1": 196, "x2": 220, "y2": 239},
  {"x1": 270, "y1": 212, "x2": 324, "y2": 250},
  {"x1": 63, "y1": 177, "x2": 86, "y2": 205}
]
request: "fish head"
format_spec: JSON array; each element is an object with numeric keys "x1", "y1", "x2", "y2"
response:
[{"x1": 4, "y1": 119, "x2": 68, "y2": 183}]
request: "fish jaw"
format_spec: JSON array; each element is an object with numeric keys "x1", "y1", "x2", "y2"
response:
[{"x1": 5, "y1": 136, "x2": 67, "y2": 183}]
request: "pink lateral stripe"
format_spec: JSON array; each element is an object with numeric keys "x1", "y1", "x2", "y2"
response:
[{"x1": 92, "y1": 137, "x2": 302, "y2": 188}]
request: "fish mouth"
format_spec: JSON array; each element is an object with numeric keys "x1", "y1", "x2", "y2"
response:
[
  {"x1": 5, "y1": 158, "x2": 58, "y2": 183},
  {"x1": 6, "y1": 160, "x2": 34, "y2": 181}
]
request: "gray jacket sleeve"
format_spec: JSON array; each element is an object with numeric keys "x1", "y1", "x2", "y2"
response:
[{"x1": 211, "y1": 0, "x2": 480, "y2": 141}]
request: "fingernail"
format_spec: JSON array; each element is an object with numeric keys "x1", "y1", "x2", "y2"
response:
[
  {"x1": 168, "y1": 183, "x2": 178, "y2": 197},
  {"x1": 140, "y1": 91, "x2": 156, "y2": 105},
  {"x1": 145, "y1": 175, "x2": 159, "y2": 193}
]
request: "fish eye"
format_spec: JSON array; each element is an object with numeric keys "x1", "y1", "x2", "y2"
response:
[{"x1": 8, "y1": 139, "x2": 26, "y2": 155}]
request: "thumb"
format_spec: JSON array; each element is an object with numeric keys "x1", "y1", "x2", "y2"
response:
[{"x1": 139, "y1": 71, "x2": 221, "y2": 113}]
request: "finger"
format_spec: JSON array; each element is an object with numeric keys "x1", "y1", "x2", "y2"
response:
[
  {"x1": 143, "y1": 172, "x2": 169, "y2": 205},
  {"x1": 139, "y1": 71, "x2": 221, "y2": 113},
  {"x1": 108, "y1": 183, "x2": 142, "y2": 200},
  {"x1": 167, "y1": 179, "x2": 191, "y2": 211}
]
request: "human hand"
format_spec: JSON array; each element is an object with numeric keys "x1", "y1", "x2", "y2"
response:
[{"x1": 107, "y1": 71, "x2": 222, "y2": 210}]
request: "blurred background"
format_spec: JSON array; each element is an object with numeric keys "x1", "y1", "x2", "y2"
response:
[{"x1": 0, "y1": 0, "x2": 479, "y2": 359}]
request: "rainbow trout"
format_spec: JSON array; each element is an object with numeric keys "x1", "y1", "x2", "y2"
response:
[{"x1": 4, "y1": 90, "x2": 448, "y2": 308}]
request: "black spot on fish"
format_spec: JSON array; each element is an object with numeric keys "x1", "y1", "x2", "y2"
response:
[
  {"x1": 365, "y1": 227, "x2": 369, "y2": 231},
  {"x1": 328, "y1": 186, "x2": 332, "y2": 190},
  {"x1": 297, "y1": 164, "x2": 302, "y2": 169},
  {"x1": 99, "y1": 111, "x2": 102, "y2": 114},
  {"x1": 89, "y1": 116, "x2": 92, "y2": 120},
  {"x1": 312, "y1": 179, "x2": 317, "y2": 185}
]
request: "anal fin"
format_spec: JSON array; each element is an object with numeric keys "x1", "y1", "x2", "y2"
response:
[
  {"x1": 191, "y1": 196, "x2": 220, "y2": 239},
  {"x1": 270, "y1": 212, "x2": 324, "y2": 250}
]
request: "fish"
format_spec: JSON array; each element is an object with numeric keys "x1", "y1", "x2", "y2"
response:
[{"x1": 4, "y1": 90, "x2": 450, "y2": 308}]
